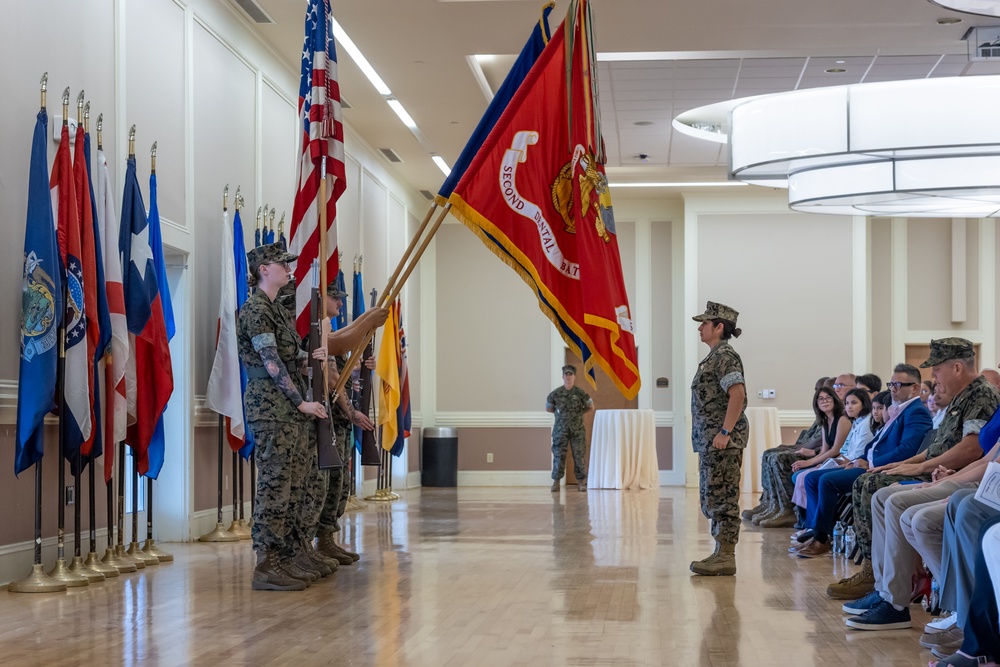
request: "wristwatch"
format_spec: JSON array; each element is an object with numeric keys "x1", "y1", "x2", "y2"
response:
[{"x1": 720, "y1": 428, "x2": 730, "y2": 436}]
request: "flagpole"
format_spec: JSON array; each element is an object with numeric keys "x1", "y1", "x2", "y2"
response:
[
  {"x1": 9, "y1": 78, "x2": 65, "y2": 595},
  {"x1": 142, "y1": 474, "x2": 173, "y2": 561},
  {"x1": 333, "y1": 203, "x2": 450, "y2": 398},
  {"x1": 127, "y1": 462, "x2": 158, "y2": 565},
  {"x1": 48, "y1": 88, "x2": 90, "y2": 588},
  {"x1": 226, "y1": 451, "x2": 243, "y2": 537},
  {"x1": 115, "y1": 440, "x2": 142, "y2": 568},
  {"x1": 237, "y1": 455, "x2": 249, "y2": 536}
]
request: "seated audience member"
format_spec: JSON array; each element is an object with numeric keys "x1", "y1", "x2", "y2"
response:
[
  {"x1": 870, "y1": 391, "x2": 891, "y2": 438},
  {"x1": 981, "y1": 368, "x2": 1000, "y2": 391},
  {"x1": 921, "y1": 380, "x2": 934, "y2": 405},
  {"x1": 794, "y1": 366, "x2": 931, "y2": 557},
  {"x1": 928, "y1": 518, "x2": 1000, "y2": 667},
  {"x1": 789, "y1": 389, "x2": 875, "y2": 552},
  {"x1": 857, "y1": 373, "x2": 883, "y2": 398},
  {"x1": 842, "y1": 416, "x2": 1000, "y2": 632},
  {"x1": 759, "y1": 386, "x2": 849, "y2": 528},
  {"x1": 827, "y1": 339, "x2": 1000, "y2": 603},
  {"x1": 832, "y1": 373, "x2": 857, "y2": 402},
  {"x1": 931, "y1": 383, "x2": 954, "y2": 429},
  {"x1": 743, "y1": 377, "x2": 827, "y2": 523}
]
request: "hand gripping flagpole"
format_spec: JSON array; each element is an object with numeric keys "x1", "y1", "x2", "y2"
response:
[
  {"x1": 48, "y1": 88, "x2": 90, "y2": 588},
  {"x1": 9, "y1": 72, "x2": 68, "y2": 594},
  {"x1": 201, "y1": 184, "x2": 240, "y2": 544}
]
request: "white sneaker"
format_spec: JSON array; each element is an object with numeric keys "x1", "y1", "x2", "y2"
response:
[{"x1": 924, "y1": 611, "x2": 957, "y2": 634}]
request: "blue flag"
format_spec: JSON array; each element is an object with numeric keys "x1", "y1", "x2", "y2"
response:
[
  {"x1": 351, "y1": 269, "x2": 365, "y2": 452},
  {"x1": 84, "y1": 131, "x2": 112, "y2": 463},
  {"x1": 233, "y1": 210, "x2": 255, "y2": 459},
  {"x1": 16, "y1": 110, "x2": 63, "y2": 475},
  {"x1": 436, "y1": 4, "x2": 554, "y2": 201}
]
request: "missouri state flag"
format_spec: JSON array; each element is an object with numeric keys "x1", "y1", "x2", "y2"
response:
[{"x1": 448, "y1": 0, "x2": 640, "y2": 399}]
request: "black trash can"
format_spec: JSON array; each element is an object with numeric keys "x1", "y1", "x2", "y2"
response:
[{"x1": 422, "y1": 427, "x2": 458, "y2": 487}]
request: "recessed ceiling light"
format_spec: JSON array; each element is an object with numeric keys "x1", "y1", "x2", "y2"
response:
[
  {"x1": 835, "y1": 60, "x2": 846, "y2": 64},
  {"x1": 634, "y1": 121, "x2": 654, "y2": 126},
  {"x1": 825, "y1": 68, "x2": 847, "y2": 73},
  {"x1": 937, "y1": 16, "x2": 963, "y2": 24}
]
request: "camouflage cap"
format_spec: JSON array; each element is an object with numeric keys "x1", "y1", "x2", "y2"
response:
[
  {"x1": 920, "y1": 337, "x2": 976, "y2": 368},
  {"x1": 691, "y1": 301, "x2": 739, "y2": 325},
  {"x1": 247, "y1": 243, "x2": 297, "y2": 275},
  {"x1": 326, "y1": 283, "x2": 348, "y2": 299},
  {"x1": 562, "y1": 365, "x2": 576, "y2": 375}
]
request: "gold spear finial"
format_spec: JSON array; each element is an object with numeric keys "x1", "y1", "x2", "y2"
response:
[
  {"x1": 256, "y1": 206, "x2": 262, "y2": 232},
  {"x1": 223, "y1": 184, "x2": 229, "y2": 211},
  {"x1": 83, "y1": 101, "x2": 90, "y2": 133},
  {"x1": 61, "y1": 87, "x2": 70, "y2": 125},
  {"x1": 97, "y1": 113, "x2": 103, "y2": 150},
  {"x1": 40, "y1": 72, "x2": 48, "y2": 110},
  {"x1": 278, "y1": 212, "x2": 285, "y2": 235},
  {"x1": 235, "y1": 186, "x2": 244, "y2": 211},
  {"x1": 268, "y1": 207, "x2": 275, "y2": 226},
  {"x1": 76, "y1": 90, "x2": 85, "y2": 125},
  {"x1": 128, "y1": 125, "x2": 136, "y2": 157},
  {"x1": 150, "y1": 141, "x2": 157, "y2": 173}
]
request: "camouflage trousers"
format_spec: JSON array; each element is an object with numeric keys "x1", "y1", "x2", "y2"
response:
[
  {"x1": 760, "y1": 446, "x2": 809, "y2": 510},
  {"x1": 249, "y1": 420, "x2": 313, "y2": 556},
  {"x1": 299, "y1": 438, "x2": 329, "y2": 542},
  {"x1": 851, "y1": 471, "x2": 929, "y2": 560},
  {"x1": 551, "y1": 430, "x2": 587, "y2": 481},
  {"x1": 317, "y1": 423, "x2": 353, "y2": 535},
  {"x1": 698, "y1": 447, "x2": 744, "y2": 545}
]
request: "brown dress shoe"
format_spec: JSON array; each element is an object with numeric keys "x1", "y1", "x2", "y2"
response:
[{"x1": 796, "y1": 539, "x2": 831, "y2": 558}]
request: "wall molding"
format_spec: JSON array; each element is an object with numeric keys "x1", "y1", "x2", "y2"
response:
[{"x1": 434, "y1": 412, "x2": 553, "y2": 428}]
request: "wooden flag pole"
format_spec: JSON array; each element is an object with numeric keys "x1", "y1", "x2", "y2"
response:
[
  {"x1": 332, "y1": 203, "x2": 450, "y2": 398},
  {"x1": 377, "y1": 202, "x2": 437, "y2": 310}
]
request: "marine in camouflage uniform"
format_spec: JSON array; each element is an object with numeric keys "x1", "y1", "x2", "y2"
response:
[
  {"x1": 238, "y1": 243, "x2": 317, "y2": 590},
  {"x1": 690, "y1": 301, "x2": 748, "y2": 576},
  {"x1": 827, "y1": 337, "x2": 1000, "y2": 599},
  {"x1": 747, "y1": 420, "x2": 822, "y2": 522},
  {"x1": 547, "y1": 365, "x2": 593, "y2": 491}
]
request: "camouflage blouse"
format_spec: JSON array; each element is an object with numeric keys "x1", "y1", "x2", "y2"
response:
[
  {"x1": 690, "y1": 341, "x2": 748, "y2": 452},
  {"x1": 547, "y1": 386, "x2": 593, "y2": 437},
  {"x1": 237, "y1": 289, "x2": 308, "y2": 424},
  {"x1": 924, "y1": 374, "x2": 1000, "y2": 460}
]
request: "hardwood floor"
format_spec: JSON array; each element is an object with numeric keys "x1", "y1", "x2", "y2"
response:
[{"x1": 0, "y1": 488, "x2": 939, "y2": 666}]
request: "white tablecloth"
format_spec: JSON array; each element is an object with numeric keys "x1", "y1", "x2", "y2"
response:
[
  {"x1": 742, "y1": 407, "x2": 782, "y2": 494},
  {"x1": 588, "y1": 409, "x2": 658, "y2": 490}
]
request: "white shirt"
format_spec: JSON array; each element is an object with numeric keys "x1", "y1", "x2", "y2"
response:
[{"x1": 840, "y1": 417, "x2": 876, "y2": 461}]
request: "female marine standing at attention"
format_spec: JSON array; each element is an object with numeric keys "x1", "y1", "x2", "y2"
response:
[
  {"x1": 690, "y1": 301, "x2": 748, "y2": 576},
  {"x1": 238, "y1": 243, "x2": 328, "y2": 591}
]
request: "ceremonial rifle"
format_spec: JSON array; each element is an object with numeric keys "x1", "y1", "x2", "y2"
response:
[
  {"x1": 358, "y1": 287, "x2": 381, "y2": 466},
  {"x1": 308, "y1": 261, "x2": 342, "y2": 470}
]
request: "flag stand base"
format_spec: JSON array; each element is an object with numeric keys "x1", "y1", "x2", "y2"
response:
[
  {"x1": 199, "y1": 522, "x2": 239, "y2": 543},
  {"x1": 104, "y1": 546, "x2": 136, "y2": 572},
  {"x1": 116, "y1": 543, "x2": 145, "y2": 569},
  {"x1": 345, "y1": 495, "x2": 367, "y2": 512},
  {"x1": 8, "y1": 564, "x2": 68, "y2": 593},
  {"x1": 69, "y1": 555, "x2": 105, "y2": 582},
  {"x1": 127, "y1": 541, "x2": 159, "y2": 565},
  {"x1": 47, "y1": 558, "x2": 89, "y2": 587},
  {"x1": 231, "y1": 519, "x2": 252, "y2": 540},
  {"x1": 142, "y1": 539, "x2": 174, "y2": 562},
  {"x1": 364, "y1": 489, "x2": 400, "y2": 502},
  {"x1": 85, "y1": 551, "x2": 120, "y2": 577}
]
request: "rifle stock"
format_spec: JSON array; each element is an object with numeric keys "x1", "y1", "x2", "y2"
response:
[{"x1": 310, "y1": 286, "x2": 342, "y2": 470}]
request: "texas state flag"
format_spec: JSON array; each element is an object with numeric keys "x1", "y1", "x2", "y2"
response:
[{"x1": 119, "y1": 155, "x2": 173, "y2": 476}]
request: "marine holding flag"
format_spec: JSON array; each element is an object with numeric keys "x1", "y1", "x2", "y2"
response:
[{"x1": 448, "y1": 0, "x2": 639, "y2": 400}]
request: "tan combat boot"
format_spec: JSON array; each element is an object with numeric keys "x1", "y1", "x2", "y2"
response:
[
  {"x1": 317, "y1": 531, "x2": 354, "y2": 565},
  {"x1": 826, "y1": 560, "x2": 875, "y2": 599},
  {"x1": 304, "y1": 540, "x2": 340, "y2": 573},
  {"x1": 690, "y1": 541, "x2": 736, "y2": 576},
  {"x1": 759, "y1": 506, "x2": 797, "y2": 528},
  {"x1": 252, "y1": 551, "x2": 307, "y2": 591},
  {"x1": 551, "y1": 480, "x2": 560, "y2": 492},
  {"x1": 742, "y1": 500, "x2": 768, "y2": 521}
]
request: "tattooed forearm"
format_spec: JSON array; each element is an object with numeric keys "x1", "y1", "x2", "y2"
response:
[{"x1": 258, "y1": 346, "x2": 304, "y2": 407}]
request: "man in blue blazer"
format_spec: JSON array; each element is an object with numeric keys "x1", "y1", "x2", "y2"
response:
[{"x1": 796, "y1": 364, "x2": 933, "y2": 555}]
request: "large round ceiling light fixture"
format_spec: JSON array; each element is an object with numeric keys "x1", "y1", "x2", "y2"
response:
[
  {"x1": 927, "y1": 0, "x2": 1000, "y2": 17},
  {"x1": 673, "y1": 76, "x2": 1000, "y2": 217}
]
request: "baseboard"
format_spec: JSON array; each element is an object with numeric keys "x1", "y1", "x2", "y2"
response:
[
  {"x1": 457, "y1": 471, "x2": 554, "y2": 486},
  {"x1": 360, "y1": 478, "x2": 378, "y2": 499},
  {"x1": 659, "y1": 469, "x2": 685, "y2": 486},
  {"x1": 405, "y1": 471, "x2": 421, "y2": 489}
]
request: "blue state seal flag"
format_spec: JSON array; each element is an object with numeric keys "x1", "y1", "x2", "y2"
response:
[{"x1": 16, "y1": 110, "x2": 63, "y2": 475}]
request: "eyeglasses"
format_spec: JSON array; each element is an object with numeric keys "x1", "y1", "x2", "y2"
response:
[
  {"x1": 886, "y1": 382, "x2": 917, "y2": 390},
  {"x1": 817, "y1": 395, "x2": 834, "y2": 402},
  {"x1": 832, "y1": 383, "x2": 854, "y2": 390}
]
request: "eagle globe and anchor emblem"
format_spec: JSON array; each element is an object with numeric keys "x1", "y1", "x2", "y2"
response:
[{"x1": 21, "y1": 251, "x2": 58, "y2": 361}]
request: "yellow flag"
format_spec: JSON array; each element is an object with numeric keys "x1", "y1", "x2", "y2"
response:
[{"x1": 375, "y1": 302, "x2": 401, "y2": 451}]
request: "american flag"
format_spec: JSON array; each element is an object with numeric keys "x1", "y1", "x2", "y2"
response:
[{"x1": 289, "y1": 0, "x2": 346, "y2": 338}]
